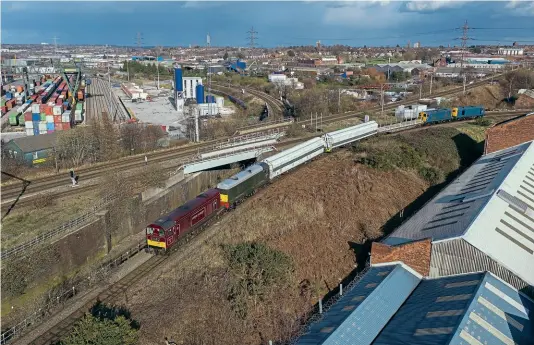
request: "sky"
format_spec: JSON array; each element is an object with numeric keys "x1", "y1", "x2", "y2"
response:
[{"x1": 2, "y1": 1, "x2": 534, "y2": 48}]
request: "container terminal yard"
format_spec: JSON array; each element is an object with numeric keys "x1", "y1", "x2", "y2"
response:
[{"x1": 2, "y1": 22, "x2": 534, "y2": 345}]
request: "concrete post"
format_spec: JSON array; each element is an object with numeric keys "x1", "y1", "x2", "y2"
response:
[
  {"x1": 96, "y1": 210, "x2": 111, "y2": 253},
  {"x1": 319, "y1": 299, "x2": 323, "y2": 314},
  {"x1": 340, "y1": 283, "x2": 343, "y2": 296}
]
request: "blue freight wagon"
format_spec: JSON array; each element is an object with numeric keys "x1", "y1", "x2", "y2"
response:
[
  {"x1": 420, "y1": 108, "x2": 452, "y2": 123},
  {"x1": 453, "y1": 106, "x2": 485, "y2": 119}
]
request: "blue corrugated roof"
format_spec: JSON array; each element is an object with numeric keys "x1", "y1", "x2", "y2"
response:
[
  {"x1": 449, "y1": 273, "x2": 534, "y2": 345},
  {"x1": 383, "y1": 141, "x2": 532, "y2": 245},
  {"x1": 373, "y1": 272, "x2": 534, "y2": 345},
  {"x1": 295, "y1": 264, "x2": 421, "y2": 345},
  {"x1": 373, "y1": 272, "x2": 484, "y2": 345}
]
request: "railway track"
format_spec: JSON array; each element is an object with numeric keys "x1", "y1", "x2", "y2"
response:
[
  {"x1": 0, "y1": 74, "x2": 516, "y2": 207},
  {"x1": 1, "y1": 110, "x2": 526, "y2": 344},
  {"x1": 85, "y1": 77, "x2": 129, "y2": 124}
]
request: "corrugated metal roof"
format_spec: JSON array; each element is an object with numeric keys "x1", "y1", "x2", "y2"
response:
[
  {"x1": 383, "y1": 141, "x2": 533, "y2": 247},
  {"x1": 295, "y1": 264, "x2": 421, "y2": 345},
  {"x1": 373, "y1": 272, "x2": 534, "y2": 345},
  {"x1": 10, "y1": 132, "x2": 58, "y2": 153},
  {"x1": 450, "y1": 273, "x2": 534, "y2": 345}
]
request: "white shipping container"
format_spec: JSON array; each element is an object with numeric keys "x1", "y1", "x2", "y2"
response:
[
  {"x1": 39, "y1": 130, "x2": 47, "y2": 135},
  {"x1": 25, "y1": 121, "x2": 34, "y2": 129},
  {"x1": 32, "y1": 104, "x2": 40, "y2": 113},
  {"x1": 62, "y1": 115, "x2": 70, "y2": 123},
  {"x1": 38, "y1": 122, "x2": 47, "y2": 131},
  {"x1": 323, "y1": 121, "x2": 378, "y2": 152},
  {"x1": 14, "y1": 92, "x2": 20, "y2": 97},
  {"x1": 26, "y1": 128, "x2": 34, "y2": 136},
  {"x1": 46, "y1": 115, "x2": 54, "y2": 123},
  {"x1": 262, "y1": 137, "x2": 325, "y2": 180},
  {"x1": 53, "y1": 106, "x2": 62, "y2": 115},
  {"x1": 74, "y1": 110, "x2": 83, "y2": 122},
  {"x1": 131, "y1": 92, "x2": 140, "y2": 99}
]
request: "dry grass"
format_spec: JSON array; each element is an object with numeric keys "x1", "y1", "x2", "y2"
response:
[{"x1": 120, "y1": 150, "x2": 429, "y2": 344}]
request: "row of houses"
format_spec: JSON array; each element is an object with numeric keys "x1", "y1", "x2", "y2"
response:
[{"x1": 293, "y1": 113, "x2": 534, "y2": 345}]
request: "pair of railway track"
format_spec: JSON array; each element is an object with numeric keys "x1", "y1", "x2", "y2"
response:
[
  {"x1": 0, "y1": 75, "x2": 510, "y2": 205},
  {"x1": 2, "y1": 109, "x2": 525, "y2": 345}
]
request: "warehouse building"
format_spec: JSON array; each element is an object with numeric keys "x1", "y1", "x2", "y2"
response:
[
  {"x1": 382, "y1": 140, "x2": 534, "y2": 296},
  {"x1": 294, "y1": 263, "x2": 534, "y2": 345},
  {"x1": 485, "y1": 113, "x2": 534, "y2": 154},
  {"x1": 3, "y1": 132, "x2": 58, "y2": 165}
]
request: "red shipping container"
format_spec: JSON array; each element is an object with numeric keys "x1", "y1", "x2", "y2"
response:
[
  {"x1": 1, "y1": 106, "x2": 7, "y2": 114},
  {"x1": 39, "y1": 104, "x2": 47, "y2": 112},
  {"x1": 54, "y1": 115, "x2": 62, "y2": 123},
  {"x1": 63, "y1": 122, "x2": 71, "y2": 129},
  {"x1": 56, "y1": 100, "x2": 63, "y2": 106},
  {"x1": 55, "y1": 123, "x2": 63, "y2": 131},
  {"x1": 46, "y1": 106, "x2": 53, "y2": 115},
  {"x1": 24, "y1": 112, "x2": 32, "y2": 121}
]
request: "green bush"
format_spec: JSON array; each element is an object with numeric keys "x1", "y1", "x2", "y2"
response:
[
  {"x1": 357, "y1": 142, "x2": 423, "y2": 172},
  {"x1": 474, "y1": 117, "x2": 491, "y2": 127},
  {"x1": 223, "y1": 242, "x2": 293, "y2": 318},
  {"x1": 60, "y1": 314, "x2": 138, "y2": 345},
  {"x1": 418, "y1": 166, "x2": 444, "y2": 185}
]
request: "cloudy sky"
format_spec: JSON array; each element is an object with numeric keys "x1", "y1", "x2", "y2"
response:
[{"x1": 2, "y1": 1, "x2": 534, "y2": 47}]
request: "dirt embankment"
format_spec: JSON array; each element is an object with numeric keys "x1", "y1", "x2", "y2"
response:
[
  {"x1": 116, "y1": 126, "x2": 483, "y2": 345},
  {"x1": 455, "y1": 85, "x2": 507, "y2": 110}
]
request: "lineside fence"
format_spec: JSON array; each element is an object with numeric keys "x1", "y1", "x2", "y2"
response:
[
  {"x1": 286, "y1": 263, "x2": 371, "y2": 345},
  {"x1": 0, "y1": 239, "x2": 147, "y2": 344},
  {"x1": 1, "y1": 193, "x2": 118, "y2": 261}
]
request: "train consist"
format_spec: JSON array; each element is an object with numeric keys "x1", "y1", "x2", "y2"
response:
[
  {"x1": 145, "y1": 121, "x2": 379, "y2": 252},
  {"x1": 144, "y1": 104, "x2": 487, "y2": 253},
  {"x1": 419, "y1": 106, "x2": 485, "y2": 124},
  {"x1": 227, "y1": 94, "x2": 247, "y2": 109}
]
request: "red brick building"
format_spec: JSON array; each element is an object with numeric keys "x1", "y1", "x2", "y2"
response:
[
  {"x1": 370, "y1": 239, "x2": 432, "y2": 276},
  {"x1": 484, "y1": 113, "x2": 534, "y2": 154}
]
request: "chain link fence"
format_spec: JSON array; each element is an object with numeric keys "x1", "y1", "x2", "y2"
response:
[
  {"x1": 1, "y1": 193, "x2": 118, "y2": 261},
  {"x1": 0, "y1": 240, "x2": 147, "y2": 344}
]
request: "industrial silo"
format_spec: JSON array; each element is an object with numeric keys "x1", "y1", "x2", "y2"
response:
[
  {"x1": 196, "y1": 84, "x2": 205, "y2": 104},
  {"x1": 174, "y1": 67, "x2": 183, "y2": 93}
]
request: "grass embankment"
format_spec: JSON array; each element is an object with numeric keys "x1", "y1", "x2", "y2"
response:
[{"x1": 120, "y1": 124, "x2": 487, "y2": 345}]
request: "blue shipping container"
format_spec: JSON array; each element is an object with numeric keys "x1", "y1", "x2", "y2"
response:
[
  {"x1": 196, "y1": 84, "x2": 205, "y2": 104},
  {"x1": 33, "y1": 128, "x2": 39, "y2": 136},
  {"x1": 46, "y1": 122, "x2": 55, "y2": 130},
  {"x1": 32, "y1": 113, "x2": 40, "y2": 121},
  {"x1": 5, "y1": 92, "x2": 12, "y2": 100},
  {"x1": 174, "y1": 68, "x2": 183, "y2": 92}
]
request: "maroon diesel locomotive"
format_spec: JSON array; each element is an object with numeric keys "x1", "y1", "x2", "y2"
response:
[{"x1": 146, "y1": 189, "x2": 220, "y2": 252}]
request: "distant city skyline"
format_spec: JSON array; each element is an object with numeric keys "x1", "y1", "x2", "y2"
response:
[{"x1": 2, "y1": 1, "x2": 534, "y2": 48}]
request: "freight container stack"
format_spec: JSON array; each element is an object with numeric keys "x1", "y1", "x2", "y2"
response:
[
  {"x1": 24, "y1": 102, "x2": 73, "y2": 136},
  {"x1": 74, "y1": 102, "x2": 84, "y2": 123}
]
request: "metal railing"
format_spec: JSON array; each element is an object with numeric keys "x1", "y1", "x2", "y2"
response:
[
  {"x1": 0, "y1": 240, "x2": 147, "y2": 344},
  {"x1": 1, "y1": 193, "x2": 118, "y2": 261}
]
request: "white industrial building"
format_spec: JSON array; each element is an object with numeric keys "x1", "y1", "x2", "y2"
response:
[
  {"x1": 498, "y1": 47, "x2": 524, "y2": 56},
  {"x1": 383, "y1": 140, "x2": 534, "y2": 297},
  {"x1": 267, "y1": 74, "x2": 304, "y2": 89},
  {"x1": 182, "y1": 77, "x2": 202, "y2": 100}
]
